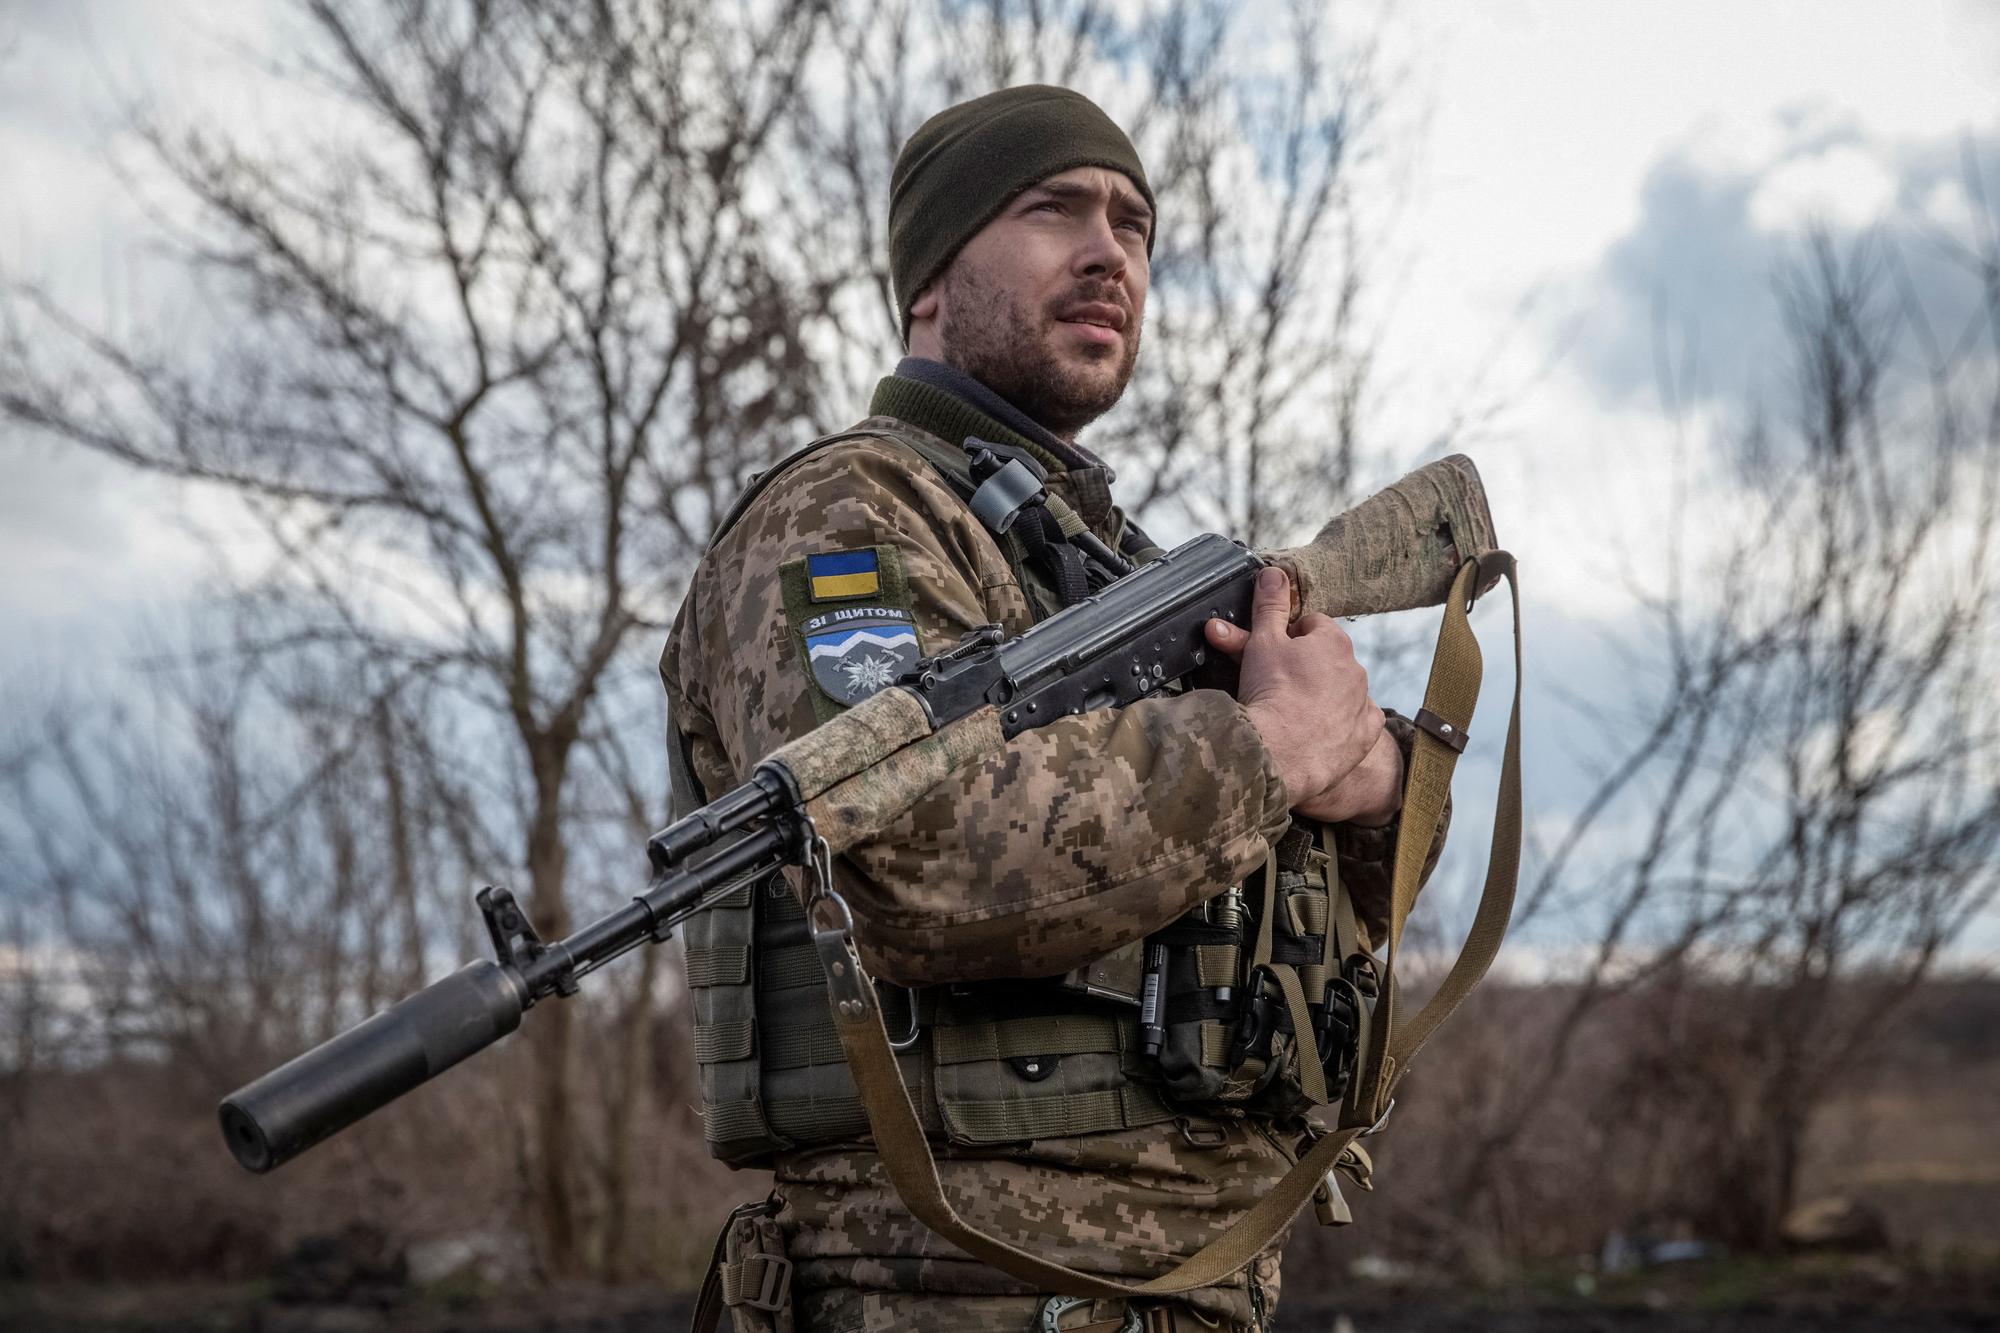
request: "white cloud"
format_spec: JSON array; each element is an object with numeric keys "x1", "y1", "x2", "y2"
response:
[
  {"x1": 1677, "y1": 110, "x2": 1792, "y2": 181},
  {"x1": 1918, "y1": 176, "x2": 1983, "y2": 241},
  {"x1": 1746, "y1": 144, "x2": 1900, "y2": 233}
]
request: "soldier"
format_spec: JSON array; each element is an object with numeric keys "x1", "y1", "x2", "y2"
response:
[{"x1": 663, "y1": 85, "x2": 1446, "y2": 1333}]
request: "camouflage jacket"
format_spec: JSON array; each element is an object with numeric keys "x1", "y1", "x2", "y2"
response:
[{"x1": 660, "y1": 374, "x2": 1446, "y2": 1328}]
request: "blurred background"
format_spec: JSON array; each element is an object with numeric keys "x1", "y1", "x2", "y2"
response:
[{"x1": 2, "y1": 1, "x2": 1996, "y2": 1329}]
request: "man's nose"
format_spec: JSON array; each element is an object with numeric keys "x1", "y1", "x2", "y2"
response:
[{"x1": 1073, "y1": 210, "x2": 1128, "y2": 281}]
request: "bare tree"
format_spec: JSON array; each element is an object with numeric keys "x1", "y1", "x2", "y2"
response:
[
  {"x1": 3, "y1": 0, "x2": 1415, "y2": 1282},
  {"x1": 1, "y1": 894, "x2": 44, "y2": 1280},
  {"x1": 1398, "y1": 216, "x2": 2000, "y2": 1262},
  {"x1": 3, "y1": 0, "x2": 833, "y2": 1276},
  {"x1": 1108, "y1": 0, "x2": 1389, "y2": 544},
  {"x1": 2, "y1": 643, "x2": 479, "y2": 1071}
]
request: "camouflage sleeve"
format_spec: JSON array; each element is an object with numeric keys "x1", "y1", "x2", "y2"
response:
[
  {"x1": 1325, "y1": 710, "x2": 1451, "y2": 952},
  {"x1": 674, "y1": 436, "x2": 1293, "y2": 986}
]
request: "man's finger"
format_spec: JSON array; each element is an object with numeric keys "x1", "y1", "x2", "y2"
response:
[
  {"x1": 1204, "y1": 617, "x2": 1247, "y2": 660},
  {"x1": 1250, "y1": 565, "x2": 1292, "y2": 641},
  {"x1": 1290, "y1": 612, "x2": 1353, "y2": 654}
]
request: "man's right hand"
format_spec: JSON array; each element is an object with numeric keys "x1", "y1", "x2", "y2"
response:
[{"x1": 1204, "y1": 565, "x2": 1403, "y2": 825}]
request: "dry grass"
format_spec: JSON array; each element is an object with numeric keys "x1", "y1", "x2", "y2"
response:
[{"x1": 5, "y1": 978, "x2": 1994, "y2": 1304}]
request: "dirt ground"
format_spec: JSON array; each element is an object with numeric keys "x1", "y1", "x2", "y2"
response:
[{"x1": 9, "y1": 1269, "x2": 1999, "y2": 1333}]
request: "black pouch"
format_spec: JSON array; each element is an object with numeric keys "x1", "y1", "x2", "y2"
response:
[{"x1": 1149, "y1": 821, "x2": 1369, "y2": 1117}]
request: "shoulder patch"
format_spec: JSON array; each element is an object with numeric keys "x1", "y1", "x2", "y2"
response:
[
  {"x1": 781, "y1": 545, "x2": 924, "y2": 718},
  {"x1": 805, "y1": 548, "x2": 881, "y2": 601},
  {"x1": 803, "y1": 608, "x2": 921, "y2": 705}
]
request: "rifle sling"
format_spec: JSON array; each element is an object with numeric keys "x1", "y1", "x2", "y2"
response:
[{"x1": 815, "y1": 553, "x2": 1522, "y2": 1297}]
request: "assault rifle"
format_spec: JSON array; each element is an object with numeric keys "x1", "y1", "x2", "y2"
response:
[{"x1": 219, "y1": 454, "x2": 1519, "y2": 1300}]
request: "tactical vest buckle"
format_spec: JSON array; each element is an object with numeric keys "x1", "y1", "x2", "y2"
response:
[
  {"x1": 879, "y1": 982, "x2": 923, "y2": 1050},
  {"x1": 1314, "y1": 977, "x2": 1364, "y2": 1100},
  {"x1": 730, "y1": 1250, "x2": 792, "y2": 1312},
  {"x1": 1227, "y1": 965, "x2": 1282, "y2": 1068},
  {"x1": 968, "y1": 452, "x2": 1049, "y2": 535}
]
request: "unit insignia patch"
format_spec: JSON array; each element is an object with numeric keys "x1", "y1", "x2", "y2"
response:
[
  {"x1": 801, "y1": 607, "x2": 921, "y2": 705},
  {"x1": 779, "y1": 544, "x2": 924, "y2": 718}
]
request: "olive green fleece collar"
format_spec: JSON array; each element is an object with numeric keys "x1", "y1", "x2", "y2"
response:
[{"x1": 868, "y1": 375, "x2": 1070, "y2": 476}]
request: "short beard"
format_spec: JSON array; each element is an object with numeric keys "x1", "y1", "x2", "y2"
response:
[{"x1": 934, "y1": 262, "x2": 1140, "y2": 439}]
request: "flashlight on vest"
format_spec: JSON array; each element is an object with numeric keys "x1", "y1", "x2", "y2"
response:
[{"x1": 1138, "y1": 941, "x2": 1168, "y2": 1057}]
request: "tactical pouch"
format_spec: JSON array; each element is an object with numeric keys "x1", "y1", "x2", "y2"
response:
[
  {"x1": 686, "y1": 858, "x2": 947, "y2": 1165},
  {"x1": 1150, "y1": 820, "x2": 1372, "y2": 1118},
  {"x1": 928, "y1": 987, "x2": 1176, "y2": 1145}
]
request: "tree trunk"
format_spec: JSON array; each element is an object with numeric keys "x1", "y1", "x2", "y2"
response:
[
  {"x1": 601, "y1": 945, "x2": 659, "y2": 1281},
  {"x1": 374, "y1": 703, "x2": 427, "y2": 994},
  {"x1": 526, "y1": 755, "x2": 581, "y2": 1277}
]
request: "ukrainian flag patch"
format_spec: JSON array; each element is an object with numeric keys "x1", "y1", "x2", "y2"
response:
[{"x1": 806, "y1": 549, "x2": 880, "y2": 601}]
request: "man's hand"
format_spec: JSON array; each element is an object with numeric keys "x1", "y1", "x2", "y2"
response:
[{"x1": 1205, "y1": 565, "x2": 1403, "y2": 826}]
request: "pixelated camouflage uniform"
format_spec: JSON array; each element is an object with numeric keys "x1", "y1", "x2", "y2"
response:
[{"x1": 662, "y1": 373, "x2": 1445, "y2": 1332}]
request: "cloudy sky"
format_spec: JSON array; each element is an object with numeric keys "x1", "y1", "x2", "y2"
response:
[{"x1": 5, "y1": 0, "x2": 1998, "y2": 961}]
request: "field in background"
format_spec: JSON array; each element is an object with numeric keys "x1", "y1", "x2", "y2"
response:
[{"x1": 4, "y1": 979, "x2": 1995, "y2": 1330}]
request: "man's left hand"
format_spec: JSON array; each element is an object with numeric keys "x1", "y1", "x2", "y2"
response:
[{"x1": 1204, "y1": 566, "x2": 1404, "y2": 826}]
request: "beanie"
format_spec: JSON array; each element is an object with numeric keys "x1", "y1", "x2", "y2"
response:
[{"x1": 888, "y1": 85, "x2": 1155, "y2": 344}]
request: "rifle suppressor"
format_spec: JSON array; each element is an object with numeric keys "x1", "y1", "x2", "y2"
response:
[{"x1": 219, "y1": 959, "x2": 527, "y2": 1172}]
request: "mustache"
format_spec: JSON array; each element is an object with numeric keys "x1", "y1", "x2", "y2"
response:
[{"x1": 1046, "y1": 285, "x2": 1133, "y2": 323}]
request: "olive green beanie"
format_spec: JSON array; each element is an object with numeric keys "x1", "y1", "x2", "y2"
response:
[{"x1": 889, "y1": 84, "x2": 1155, "y2": 344}]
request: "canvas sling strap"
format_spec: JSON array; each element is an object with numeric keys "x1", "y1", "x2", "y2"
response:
[{"x1": 802, "y1": 551, "x2": 1523, "y2": 1299}]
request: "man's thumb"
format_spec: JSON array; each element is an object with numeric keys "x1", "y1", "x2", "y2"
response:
[{"x1": 1251, "y1": 565, "x2": 1291, "y2": 638}]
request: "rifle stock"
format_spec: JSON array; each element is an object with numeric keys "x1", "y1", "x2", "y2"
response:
[{"x1": 1265, "y1": 453, "x2": 1497, "y2": 618}]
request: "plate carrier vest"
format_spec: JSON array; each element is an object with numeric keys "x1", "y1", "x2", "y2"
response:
[{"x1": 669, "y1": 422, "x2": 1379, "y2": 1168}]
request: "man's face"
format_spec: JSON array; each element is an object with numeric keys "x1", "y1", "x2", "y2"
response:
[{"x1": 909, "y1": 165, "x2": 1152, "y2": 437}]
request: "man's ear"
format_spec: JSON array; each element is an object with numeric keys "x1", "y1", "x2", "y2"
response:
[{"x1": 905, "y1": 285, "x2": 944, "y2": 357}]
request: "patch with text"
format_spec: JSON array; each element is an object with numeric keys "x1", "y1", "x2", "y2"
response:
[{"x1": 801, "y1": 607, "x2": 920, "y2": 705}]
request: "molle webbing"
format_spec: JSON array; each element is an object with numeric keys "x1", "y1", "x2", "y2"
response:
[
  {"x1": 756, "y1": 878, "x2": 936, "y2": 1147},
  {"x1": 683, "y1": 869, "x2": 1166, "y2": 1161},
  {"x1": 684, "y1": 945, "x2": 750, "y2": 988},
  {"x1": 945, "y1": 1086, "x2": 1174, "y2": 1143},
  {"x1": 930, "y1": 1011, "x2": 1128, "y2": 1062},
  {"x1": 680, "y1": 868, "x2": 775, "y2": 1158}
]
